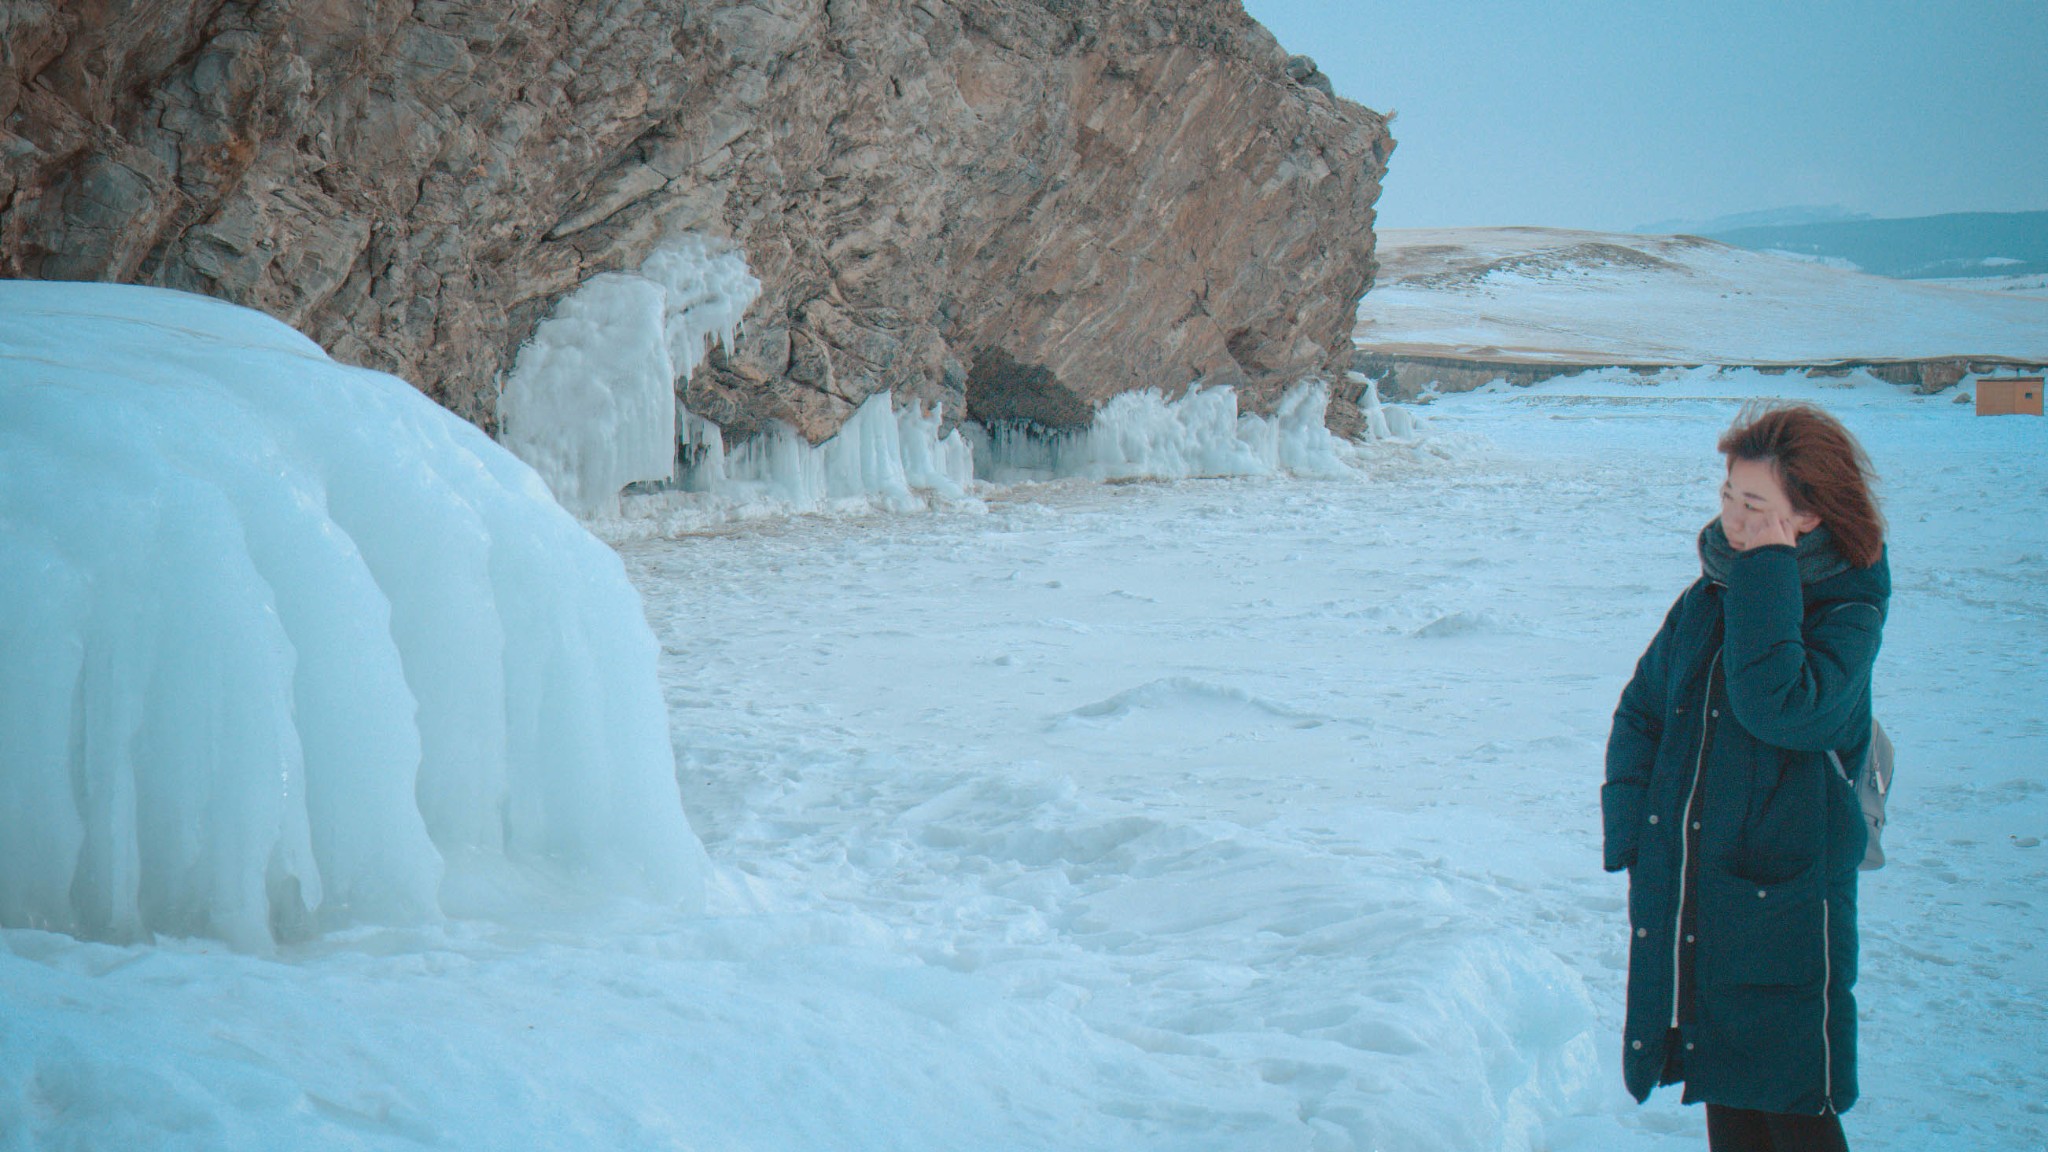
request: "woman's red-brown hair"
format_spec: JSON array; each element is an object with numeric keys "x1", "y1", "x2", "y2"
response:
[{"x1": 1718, "y1": 403, "x2": 1886, "y2": 568}]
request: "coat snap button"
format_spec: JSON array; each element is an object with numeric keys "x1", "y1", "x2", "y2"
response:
[
  {"x1": 1648, "y1": 814, "x2": 1659, "y2": 824},
  {"x1": 1711, "y1": 709, "x2": 1720, "y2": 718},
  {"x1": 1686, "y1": 934, "x2": 1695, "y2": 944},
  {"x1": 1757, "y1": 889, "x2": 1768, "y2": 898},
  {"x1": 1637, "y1": 927, "x2": 1647, "y2": 937},
  {"x1": 1632, "y1": 1039, "x2": 1643, "y2": 1050},
  {"x1": 1686, "y1": 1042, "x2": 1695, "y2": 1051}
]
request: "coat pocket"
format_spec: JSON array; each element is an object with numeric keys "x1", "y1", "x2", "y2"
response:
[
  {"x1": 1734, "y1": 747, "x2": 1826, "y2": 886},
  {"x1": 1701, "y1": 866, "x2": 1826, "y2": 988}
]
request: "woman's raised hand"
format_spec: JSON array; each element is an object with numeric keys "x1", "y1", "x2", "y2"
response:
[{"x1": 1746, "y1": 511, "x2": 1803, "y2": 550}]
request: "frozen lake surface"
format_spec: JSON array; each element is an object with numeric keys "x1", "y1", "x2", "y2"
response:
[{"x1": 5, "y1": 371, "x2": 2043, "y2": 1150}]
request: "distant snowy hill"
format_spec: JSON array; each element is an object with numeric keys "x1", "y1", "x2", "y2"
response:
[
  {"x1": 1353, "y1": 227, "x2": 2048, "y2": 394},
  {"x1": 1701, "y1": 209, "x2": 2048, "y2": 280}
]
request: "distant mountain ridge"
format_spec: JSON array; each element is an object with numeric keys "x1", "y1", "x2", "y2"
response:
[
  {"x1": 1684, "y1": 210, "x2": 2048, "y2": 280},
  {"x1": 1633, "y1": 206, "x2": 1871, "y2": 235}
]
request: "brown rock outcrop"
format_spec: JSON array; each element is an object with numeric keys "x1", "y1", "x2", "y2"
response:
[{"x1": 1, "y1": 0, "x2": 1390, "y2": 441}]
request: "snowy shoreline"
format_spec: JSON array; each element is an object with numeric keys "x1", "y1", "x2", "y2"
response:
[{"x1": 3, "y1": 283, "x2": 2042, "y2": 1150}]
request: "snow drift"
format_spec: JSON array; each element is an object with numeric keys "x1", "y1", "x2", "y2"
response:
[{"x1": 0, "y1": 281, "x2": 708, "y2": 950}]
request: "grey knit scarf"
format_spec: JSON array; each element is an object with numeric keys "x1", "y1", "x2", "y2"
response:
[{"x1": 1698, "y1": 518, "x2": 1851, "y2": 586}]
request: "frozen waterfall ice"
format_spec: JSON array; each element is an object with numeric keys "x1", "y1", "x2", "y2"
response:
[
  {"x1": 973, "y1": 379, "x2": 1353, "y2": 484},
  {"x1": 594, "y1": 379, "x2": 1358, "y2": 537},
  {"x1": 491, "y1": 233, "x2": 1372, "y2": 527},
  {"x1": 0, "y1": 281, "x2": 709, "y2": 950},
  {"x1": 498, "y1": 234, "x2": 761, "y2": 517},
  {"x1": 702, "y1": 392, "x2": 976, "y2": 511},
  {"x1": 492, "y1": 231, "x2": 1375, "y2": 533}
]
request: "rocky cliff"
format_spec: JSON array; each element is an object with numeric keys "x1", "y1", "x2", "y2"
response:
[{"x1": 1, "y1": 0, "x2": 1390, "y2": 440}]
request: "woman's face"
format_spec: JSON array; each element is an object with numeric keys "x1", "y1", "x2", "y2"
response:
[{"x1": 1720, "y1": 456, "x2": 1821, "y2": 551}]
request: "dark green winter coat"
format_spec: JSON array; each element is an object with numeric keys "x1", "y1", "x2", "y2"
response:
[{"x1": 1604, "y1": 538, "x2": 1888, "y2": 1115}]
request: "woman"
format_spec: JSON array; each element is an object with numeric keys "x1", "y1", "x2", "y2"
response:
[{"x1": 1603, "y1": 403, "x2": 1888, "y2": 1152}]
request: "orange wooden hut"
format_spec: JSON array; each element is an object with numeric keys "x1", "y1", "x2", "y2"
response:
[{"x1": 1976, "y1": 376, "x2": 2043, "y2": 416}]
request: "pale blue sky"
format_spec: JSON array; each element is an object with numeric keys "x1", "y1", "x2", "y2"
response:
[{"x1": 1239, "y1": 0, "x2": 2048, "y2": 231}]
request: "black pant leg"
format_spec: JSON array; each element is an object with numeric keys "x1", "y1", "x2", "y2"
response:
[
  {"x1": 1761, "y1": 1108, "x2": 1849, "y2": 1152},
  {"x1": 1706, "y1": 1104, "x2": 1851, "y2": 1152},
  {"x1": 1706, "y1": 1104, "x2": 1773, "y2": 1152}
]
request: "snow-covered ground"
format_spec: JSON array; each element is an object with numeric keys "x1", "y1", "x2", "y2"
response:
[
  {"x1": 6, "y1": 365, "x2": 2042, "y2": 1150},
  {"x1": 1922, "y1": 272, "x2": 2048, "y2": 300},
  {"x1": 1356, "y1": 228, "x2": 2048, "y2": 364}
]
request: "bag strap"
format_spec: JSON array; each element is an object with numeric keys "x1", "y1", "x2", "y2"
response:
[{"x1": 1817, "y1": 600, "x2": 1883, "y2": 785}]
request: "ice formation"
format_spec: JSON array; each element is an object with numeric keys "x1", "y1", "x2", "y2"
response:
[
  {"x1": 593, "y1": 379, "x2": 1361, "y2": 536},
  {"x1": 598, "y1": 392, "x2": 978, "y2": 535},
  {"x1": 0, "y1": 281, "x2": 708, "y2": 950},
  {"x1": 500, "y1": 233, "x2": 1363, "y2": 531},
  {"x1": 498, "y1": 234, "x2": 761, "y2": 516},
  {"x1": 1357, "y1": 374, "x2": 1419, "y2": 440},
  {"x1": 974, "y1": 379, "x2": 1352, "y2": 483},
  {"x1": 704, "y1": 394, "x2": 975, "y2": 511},
  {"x1": 498, "y1": 234, "x2": 1365, "y2": 525}
]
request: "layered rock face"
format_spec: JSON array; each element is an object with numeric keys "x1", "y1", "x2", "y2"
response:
[{"x1": 1, "y1": 0, "x2": 1390, "y2": 440}]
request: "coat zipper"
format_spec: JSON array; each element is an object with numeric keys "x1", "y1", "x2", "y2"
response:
[
  {"x1": 1821, "y1": 897, "x2": 1834, "y2": 1113},
  {"x1": 1671, "y1": 647, "x2": 1721, "y2": 1029}
]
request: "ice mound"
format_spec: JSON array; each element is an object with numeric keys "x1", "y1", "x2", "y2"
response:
[
  {"x1": 1060, "y1": 677, "x2": 1338, "y2": 730},
  {"x1": 1411, "y1": 610, "x2": 1529, "y2": 639},
  {"x1": 974, "y1": 379, "x2": 1352, "y2": 484},
  {"x1": 498, "y1": 234, "x2": 761, "y2": 516},
  {"x1": 0, "y1": 281, "x2": 708, "y2": 950},
  {"x1": 1047, "y1": 678, "x2": 1370, "y2": 782}
]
